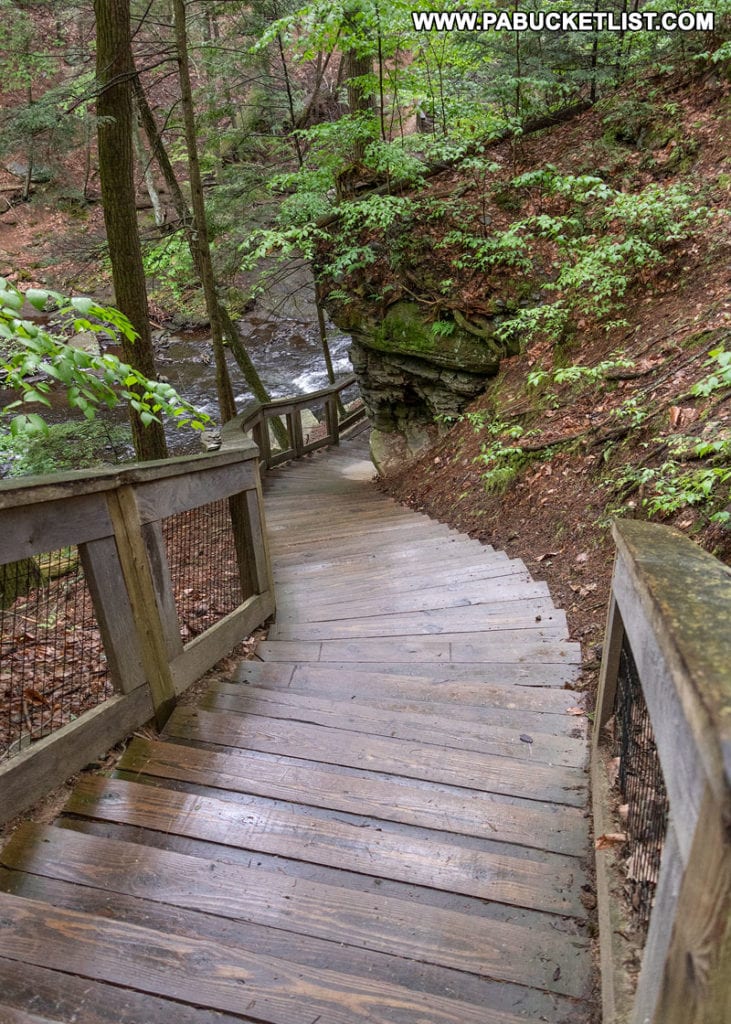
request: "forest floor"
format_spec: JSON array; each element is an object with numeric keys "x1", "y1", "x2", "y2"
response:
[{"x1": 375, "y1": 68, "x2": 731, "y2": 705}]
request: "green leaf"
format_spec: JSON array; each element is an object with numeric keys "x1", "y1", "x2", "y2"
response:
[
  {"x1": 70, "y1": 296, "x2": 94, "y2": 316},
  {"x1": 25, "y1": 288, "x2": 50, "y2": 311}
]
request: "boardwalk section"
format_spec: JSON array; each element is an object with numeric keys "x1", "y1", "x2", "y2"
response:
[{"x1": 0, "y1": 430, "x2": 594, "y2": 1023}]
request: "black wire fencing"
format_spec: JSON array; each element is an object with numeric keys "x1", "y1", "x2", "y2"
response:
[
  {"x1": 0, "y1": 550, "x2": 112, "y2": 762},
  {"x1": 612, "y1": 636, "x2": 670, "y2": 935},
  {"x1": 161, "y1": 498, "x2": 243, "y2": 643}
]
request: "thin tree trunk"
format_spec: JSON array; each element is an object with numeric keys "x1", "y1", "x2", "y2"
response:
[
  {"x1": 94, "y1": 0, "x2": 167, "y2": 460},
  {"x1": 133, "y1": 71, "x2": 288, "y2": 445},
  {"x1": 133, "y1": 102, "x2": 165, "y2": 227},
  {"x1": 172, "y1": 0, "x2": 236, "y2": 424}
]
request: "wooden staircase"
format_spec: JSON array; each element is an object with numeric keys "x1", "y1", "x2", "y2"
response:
[{"x1": 0, "y1": 429, "x2": 595, "y2": 1023}]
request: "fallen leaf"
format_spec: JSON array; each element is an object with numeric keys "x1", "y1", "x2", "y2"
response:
[
  {"x1": 536, "y1": 551, "x2": 559, "y2": 562},
  {"x1": 607, "y1": 756, "x2": 621, "y2": 788},
  {"x1": 576, "y1": 552, "x2": 588, "y2": 563},
  {"x1": 567, "y1": 706, "x2": 585, "y2": 716},
  {"x1": 595, "y1": 832, "x2": 627, "y2": 849},
  {"x1": 618, "y1": 803, "x2": 630, "y2": 821}
]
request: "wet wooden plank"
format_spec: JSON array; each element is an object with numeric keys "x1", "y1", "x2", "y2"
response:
[
  {"x1": 63, "y1": 776, "x2": 586, "y2": 916},
  {"x1": 246, "y1": 664, "x2": 583, "y2": 694},
  {"x1": 0, "y1": 955, "x2": 250, "y2": 1024},
  {"x1": 1, "y1": 824, "x2": 590, "y2": 999},
  {"x1": 267, "y1": 601, "x2": 566, "y2": 640},
  {"x1": 55, "y1": 816, "x2": 582, "y2": 932},
  {"x1": 255, "y1": 636, "x2": 582, "y2": 665},
  {"x1": 118, "y1": 736, "x2": 588, "y2": 854},
  {"x1": 165, "y1": 707, "x2": 588, "y2": 807},
  {"x1": 198, "y1": 687, "x2": 587, "y2": 767},
  {"x1": 215, "y1": 676, "x2": 587, "y2": 734},
  {"x1": 0, "y1": 891, "x2": 533, "y2": 1024},
  {"x1": 0, "y1": 870, "x2": 582, "y2": 1023},
  {"x1": 235, "y1": 660, "x2": 583, "y2": 704}
]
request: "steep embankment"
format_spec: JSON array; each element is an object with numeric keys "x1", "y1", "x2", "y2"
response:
[{"x1": 322, "y1": 69, "x2": 731, "y2": 698}]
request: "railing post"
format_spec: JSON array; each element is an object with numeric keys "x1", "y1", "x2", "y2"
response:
[
  {"x1": 106, "y1": 486, "x2": 177, "y2": 728},
  {"x1": 326, "y1": 394, "x2": 340, "y2": 446},
  {"x1": 253, "y1": 415, "x2": 272, "y2": 468},
  {"x1": 288, "y1": 408, "x2": 305, "y2": 458}
]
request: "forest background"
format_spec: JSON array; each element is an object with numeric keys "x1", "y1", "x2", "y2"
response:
[{"x1": 0, "y1": 0, "x2": 729, "y2": 661}]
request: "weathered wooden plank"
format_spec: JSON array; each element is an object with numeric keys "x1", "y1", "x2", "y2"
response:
[
  {"x1": 275, "y1": 575, "x2": 543, "y2": 621},
  {"x1": 199, "y1": 688, "x2": 587, "y2": 767},
  {"x1": 0, "y1": 493, "x2": 113, "y2": 561},
  {"x1": 165, "y1": 707, "x2": 588, "y2": 807},
  {"x1": 255, "y1": 636, "x2": 582, "y2": 665},
  {"x1": 79, "y1": 537, "x2": 145, "y2": 695},
  {"x1": 56, "y1": 814, "x2": 581, "y2": 932},
  {"x1": 0, "y1": 688, "x2": 153, "y2": 827},
  {"x1": 0, "y1": 955, "x2": 247, "y2": 1024},
  {"x1": 0, "y1": 443, "x2": 259, "y2": 508},
  {"x1": 0, "y1": 1005, "x2": 60, "y2": 1024},
  {"x1": 63, "y1": 776, "x2": 586, "y2": 916},
  {"x1": 234, "y1": 660, "x2": 582, "y2": 702},
  {"x1": 267, "y1": 601, "x2": 566, "y2": 641},
  {"x1": 2, "y1": 823, "x2": 590, "y2": 998},
  {"x1": 0, "y1": 870, "x2": 580, "y2": 1023},
  {"x1": 119, "y1": 736, "x2": 587, "y2": 853},
  {"x1": 131, "y1": 461, "x2": 257, "y2": 523},
  {"x1": 106, "y1": 487, "x2": 177, "y2": 727},
  {"x1": 215, "y1": 676, "x2": 586, "y2": 733},
  {"x1": 0, "y1": 891, "x2": 533, "y2": 1024}
]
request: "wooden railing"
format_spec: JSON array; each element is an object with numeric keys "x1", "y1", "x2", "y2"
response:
[
  {"x1": 592, "y1": 519, "x2": 731, "y2": 1024},
  {"x1": 0, "y1": 434, "x2": 274, "y2": 825},
  {"x1": 223, "y1": 374, "x2": 366, "y2": 469}
]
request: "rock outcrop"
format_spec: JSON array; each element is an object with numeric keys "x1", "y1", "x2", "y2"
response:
[{"x1": 336, "y1": 301, "x2": 501, "y2": 474}]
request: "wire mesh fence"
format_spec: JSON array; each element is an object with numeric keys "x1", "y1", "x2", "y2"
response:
[
  {"x1": 162, "y1": 498, "x2": 243, "y2": 643},
  {"x1": 0, "y1": 550, "x2": 112, "y2": 763},
  {"x1": 612, "y1": 636, "x2": 670, "y2": 934}
]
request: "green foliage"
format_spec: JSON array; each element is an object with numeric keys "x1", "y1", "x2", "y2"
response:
[
  {"x1": 0, "y1": 280, "x2": 209, "y2": 436},
  {"x1": 608, "y1": 429, "x2": 731, "y2": 527},
  {"x1": 0, "y1": 419, "x2": 132, "y2": 478},
  {"x1": 142, "y1": 234, "x2": 196, "y2": 310},
  {"x1": 691, "y1": 347, "x2": 731, "y2": 397},
  {"x1": 490, "y1": 177, "x2": 711, "y2": 347}
]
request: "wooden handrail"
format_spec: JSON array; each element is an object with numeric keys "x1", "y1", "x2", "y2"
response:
[
  {"x1": 592, "y1": 519, "x2": 731, "y2": 1024},
  {"x1": 222, "y1": 374, "x2": 366, "y2": 469},
  {"x1": 0, "y1": 438, "x2": 274, "y2": 825}
]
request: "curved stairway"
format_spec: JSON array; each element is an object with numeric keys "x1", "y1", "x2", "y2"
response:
[{"x1": 0, "y1": 428, "x2": 594, "y2": 1024}]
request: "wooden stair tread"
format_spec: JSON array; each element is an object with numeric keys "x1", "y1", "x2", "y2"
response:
[
  {"x1": 163, "y1": 706, "x2": 588, "y2": 807},
  {"x1": 0, "y1": 890, "x2": 540, "y2": 1024}
]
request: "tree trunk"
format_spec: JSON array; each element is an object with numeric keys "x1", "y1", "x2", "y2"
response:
[
  {"x1": 133, "y1": 103, "x2": 165, "y2": 228},
  {"x1": 132, "y1": 71, "x2": 289, "y2": 446},
  {"x1": 172, "y1": 0, "x2": 236, "y2": 424},
  {"x1": 94, "y1": 0, "x2": 167, "y2": 460},
  {"x1": 0, "y1": 558, "x2": 43, "y2": 611}
]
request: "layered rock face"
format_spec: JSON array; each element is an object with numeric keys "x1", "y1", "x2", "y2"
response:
[{"x1": 342, "y1": 302, "x2": 501, "y2": 474}]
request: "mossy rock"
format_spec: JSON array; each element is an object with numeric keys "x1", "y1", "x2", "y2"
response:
[{"x1": 362, "y1": 302, "x2": 500, "y2": 375}]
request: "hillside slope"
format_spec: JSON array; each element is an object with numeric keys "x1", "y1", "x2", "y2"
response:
[{"x1": 330, "y1": 69, "x2": 731, "y2": 696}]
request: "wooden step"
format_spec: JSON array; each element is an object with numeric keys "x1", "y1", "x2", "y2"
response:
[
  {"x1": 198, "y1": 685, "x2": 587, "y2": 767},
  {"x1": 0, "y1": 890, "x2": 537, "y2": 1024},
  {"x1": 164, "y1": 707, "x2": 588, "y2": 808},
  {"x1": 255, "y1": 635, "x2": 582, "y2": 665},
  {"x1": 234, "y1": 658, "x2": 582, "y2": 696},
  {"x1": 63, "y1": 776, "x2": 587, "y2": 917},
  {"x1": 117, "y1": 736, "x2": 588, "y2": 854},
  {"x1": 0, "y1": 824, "x2": 590, "y2": 1000},
  {"x1": 267, "y1": 600, "x2": 566, "y2": 640}
]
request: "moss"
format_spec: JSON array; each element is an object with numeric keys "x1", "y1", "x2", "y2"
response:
[{"x1": 365, "y1": 302, "x2": 500, "y2": 374}]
